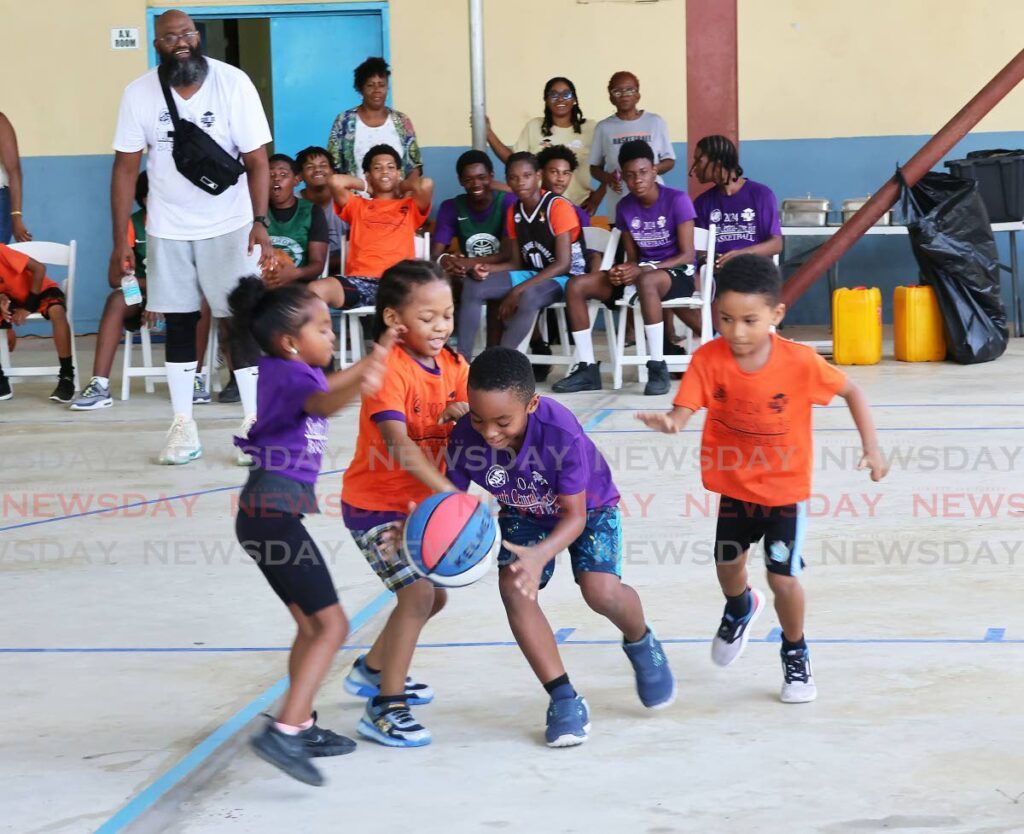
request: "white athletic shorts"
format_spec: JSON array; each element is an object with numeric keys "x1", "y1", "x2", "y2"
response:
[{"x1": 146, "y1": 224, "x2": 261, "y2": 318}]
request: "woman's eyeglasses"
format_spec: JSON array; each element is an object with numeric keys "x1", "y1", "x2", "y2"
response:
[
  {"x1": 610, "y1": 87, "x2": 638, "y2": 99},
  {"x1": 545, "y1": 90, "x2": 575, "y2": 102}
]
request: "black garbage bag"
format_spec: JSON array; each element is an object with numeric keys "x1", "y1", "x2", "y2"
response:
[{"x1": 901, "y1": 170, "x2": 1008, "y2": 364}]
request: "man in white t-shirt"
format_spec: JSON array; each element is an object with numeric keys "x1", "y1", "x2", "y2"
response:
[
  {"x1": 588, "y1": 71, "x2": 675, "y2": 216},
  {"x1": 109, "y1": 9, "x2": 272, "y2": 466}
]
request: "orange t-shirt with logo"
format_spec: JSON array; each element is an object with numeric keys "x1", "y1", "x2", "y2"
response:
[
  {"x1": 336, "y1": 195, "x2": 429, "y2": 278},
  {"x1": 342, "y1": 346, "x2": 469, "y2": 514},
  {"x1": 673, "y1": 334, "x2": 847, "y2": 506}
]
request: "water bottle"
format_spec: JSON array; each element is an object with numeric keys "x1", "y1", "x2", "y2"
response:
[{"x1": 121, "y1": 274, "x2": 143, "y2": 306}]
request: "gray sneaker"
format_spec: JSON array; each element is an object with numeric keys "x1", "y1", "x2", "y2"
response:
[
  {"x1": 70, "y1": 377, "x2": 112, "y2": 410},
  {"x1": 193, "y1": 376, "x2": 211, "y2": 404},
  {"x1": 552, "y1": 362, "x2": 602, "y2": 393},
  {"x1": 251, "y1": 723, "x2": 323, "y2": 786}
]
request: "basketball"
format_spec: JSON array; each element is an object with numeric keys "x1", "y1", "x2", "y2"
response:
[{"x1": 402, "y1": 493, "x2": 498, "y2": 588}]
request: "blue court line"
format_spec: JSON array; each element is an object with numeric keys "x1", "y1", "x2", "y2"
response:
[
  {"x1": 92, "y1": 587, "x2": 393, "y2": 834},
  {"x1": 0, "y1": 468, "x2": 347, "y2": 534},
  {"x1": 582, "y1": 409, "x2": 613, "y2": 431},
  {"x1": 10, "y1": 632, "x2": 1022, "y2": 655}
]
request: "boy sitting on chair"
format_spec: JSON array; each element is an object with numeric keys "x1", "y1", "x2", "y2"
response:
[
  {"x1": 553, "y1": 140, "x2": 697, "y2": 396},
  {"x1": 0, "y1": 242, "x2": 76, "y2": 402},
  {"x1": 309, "y1": 144, "x2": 433, "y2": 311}
]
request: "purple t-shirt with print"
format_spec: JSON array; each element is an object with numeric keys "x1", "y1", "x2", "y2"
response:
[
  {"x1": 446, "y1": 397, "x2": 620, "y2": 527},
  {"x1": 234, "y1": 356, "x2": 328, "y2": 484},
  {"x1": 615, "y1": 185, "x2": 697, "y2": 262},
  {"x1": 693, "y1": 179, "x2": 781, "y2": 255}
]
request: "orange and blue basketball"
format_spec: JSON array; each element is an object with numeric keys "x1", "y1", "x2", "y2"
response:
[{"x1": 402, "y1": 493, "x2": 497, "y2": 587}]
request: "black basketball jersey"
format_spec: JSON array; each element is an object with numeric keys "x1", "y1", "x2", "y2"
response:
[{"x1": 512, "y1": 191, "x2": 586, "y2": 275}]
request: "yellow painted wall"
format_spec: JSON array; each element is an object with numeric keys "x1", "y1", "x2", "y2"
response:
[
  {"x1": 3, "y1": 0, "x2": 1023, "y2": 156},
  {"x1": 740, "y1": 0, "x2": 1024, "y2": 139}
]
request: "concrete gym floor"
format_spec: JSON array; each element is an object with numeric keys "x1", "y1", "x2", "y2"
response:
[{"x1": 3, "y1": 329, "x2": 1024, "y2": 834}]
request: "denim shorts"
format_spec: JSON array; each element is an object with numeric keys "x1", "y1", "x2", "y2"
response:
[
  {"x1": 0, "y1": 187, "x2": 11, "y2": 244},
  {"x1": 498, "y1": 505, "x2": 622, "y2": 590}
]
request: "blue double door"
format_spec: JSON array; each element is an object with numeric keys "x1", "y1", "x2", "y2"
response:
[{"x1": 160, "y1": 5, "x2": 386, "y2": 157}]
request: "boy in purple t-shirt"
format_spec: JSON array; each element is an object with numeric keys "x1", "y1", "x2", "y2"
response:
[
  {"x1": 446, "y1": 347, "x2": 675, "y2": 748},
  {"x1": 555, "y1": 140, "x2": 697, "y2": 396},
  {"x1": 691, "y1": 134, "x2": 782, "y2": 268}
]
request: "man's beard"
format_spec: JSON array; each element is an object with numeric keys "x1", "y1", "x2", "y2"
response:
[{"x1": 160, "y1": 45, "x2": 209, "y2": 87}]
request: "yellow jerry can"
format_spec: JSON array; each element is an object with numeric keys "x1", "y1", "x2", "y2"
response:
[
  {"x1": 832, "y1": 287, "x2": 882, "y2": 365},
  {"x1": 894, "y1": 285, "x2": 946, "y2": 362}
]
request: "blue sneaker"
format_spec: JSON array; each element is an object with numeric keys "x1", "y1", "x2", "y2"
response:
[
  {"x1": 622, "y1": 628, "x2": 676, "y2": 709},
  {"x1": 343, "y1": 655, "x2": 434, "y2": 705},
  {"x1": 357, "y1": 700, "x2": 432, "y2": 748},
  {"x1": 545, "y1": 695, "x2": 590, "y2": 748}
]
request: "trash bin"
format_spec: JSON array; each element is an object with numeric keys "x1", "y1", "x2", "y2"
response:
[{"x1": 944, "y1": 150, "x2": 1024, "y2": 223}]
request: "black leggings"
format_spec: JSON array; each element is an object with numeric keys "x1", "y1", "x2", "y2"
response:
[
  {"x1": 235, "y1": 511, "x2": 339, "y2": 616},
  {"x1": 164, "y1": 312, "x2": 200, "y2": 363}
]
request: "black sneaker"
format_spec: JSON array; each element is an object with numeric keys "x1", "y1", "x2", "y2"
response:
[
  {"x1": 552, "y1": 362, "x2": 602, "y2": 393},
  {"x1": 50, "y1": 375, "x2": 76, "y2": 403},
  {"x1": 664, "y1": 341, "x2": 687, "y2": 356},
  {"x1": 643, "y1": 360, "x2": 671, "y2": 395},
  {"x1": 531, "y1": 342, "x2": 553, "y2": 382},
  {"x1": 299, "y1": 711, "x2": 357, "y2": 757},
  {"x1": 0, "y1": 374, "x2": 11, "y2": 401},
  {"x1": 218, "y1": 374, "x2": 240, "y2": 404},
  {"x1": 251, "y1": 723, "x2": 324, "y2": 786}
]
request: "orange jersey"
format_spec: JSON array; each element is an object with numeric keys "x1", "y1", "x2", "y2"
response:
[
  {"x1": 336, "y1": 195, "x2": 428, "y2": 278},
  {"x1": 342, "y1": 346, "x2": 469, "y2": 514},
  {"x1": 673, "y1": 334, "x2": 847, "y2": 506},
  {"x1": 0, "y1": 244, "x2": 59, "y2": 303}
]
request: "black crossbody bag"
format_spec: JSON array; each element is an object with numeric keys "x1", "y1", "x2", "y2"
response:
[{"x1": 158, "y1": 68, "x2": 246, "y2": 196}]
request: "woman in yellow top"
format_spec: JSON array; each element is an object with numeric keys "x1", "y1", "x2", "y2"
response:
[{"x1": 487, "y1": 77, "x2": 604, "y2": 213}]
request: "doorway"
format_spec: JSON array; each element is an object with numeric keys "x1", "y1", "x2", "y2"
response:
[{"x1": 149, "y1": 4, "x2": 389, "y2": 156}]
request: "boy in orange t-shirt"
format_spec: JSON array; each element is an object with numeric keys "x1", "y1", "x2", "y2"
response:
[
  {"x1": 637, "y1": 254, "x2": 887, "y2": 704},
  {"x1": 0, "y1": 243, "x2": 76, "y2": 402},
  {"x1": 308, "y1": 144, "x2": 432, "y2": 312}
]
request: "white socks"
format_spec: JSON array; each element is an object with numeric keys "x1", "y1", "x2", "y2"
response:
[
  {"x1": 166, "y1": 361, "x2": 196, "y2": 419},
  {"x1": 94, "y1": 376, "x2": 110, "y2": 389},
  {"x1": 572, "y1": 330, "x2": 595, "y2": 365},
  {"x1": 645, "y1": 323, "x2": 665, "y2": 362},
  {"x1": 235, "y1": 366, "x2": 259, "y2": 419}
]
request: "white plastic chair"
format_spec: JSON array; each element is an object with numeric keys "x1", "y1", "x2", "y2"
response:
[
  {"x1": 609, "y1": 224, "x2": 717, "y2": 389},
  {"x1": 0, "y1": 240, "x2": 79, "y2": 386},
  {"x1": 519, "y1": 226, "x2": 621, "y2": 372},
  {"x1": 336, "y1": 233, "x2": 430, "y2": 367},
  {"x1": 120, "y1": 323, "x2": 165, "y2": 399}
]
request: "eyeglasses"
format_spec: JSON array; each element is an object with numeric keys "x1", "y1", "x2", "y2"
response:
[
  {"x1": 158, "y1": 30, "x2": 200, "y2": 47},
  {"x1": 610, "y1": 87, "x2": 638, "y2": 98},
  {"x1": 545, "y1": 90, "x2": 575, "y2": 102}
]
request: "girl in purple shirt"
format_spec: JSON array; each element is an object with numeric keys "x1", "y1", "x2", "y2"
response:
[{"x1": 229, "y1": 276, "x2": 392, "y2": 786}]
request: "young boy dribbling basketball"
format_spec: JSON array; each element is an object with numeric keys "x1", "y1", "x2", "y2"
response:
[
  {"x1": 637, "y1": 255, "x2": 888, "y2": 702},
  {"x1": 446, "y1": 347, "x2": 675, "y2": 747}
]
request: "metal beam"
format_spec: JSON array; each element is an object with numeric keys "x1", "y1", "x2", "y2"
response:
[{"x1": 469, "y1": 0, "x2": 486, "y2": 151}]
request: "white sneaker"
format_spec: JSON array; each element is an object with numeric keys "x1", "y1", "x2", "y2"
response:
[
  {"x1": 711, "y1": 588, "x2": 766, "y2": 667},
  {"x1": 158, "y1": 415, "x2": 202, "y2": 465},
  {"x1": 235, "y1": 414, "x2": 257, "y2": 466},
  {"x1": 780, "y1": 647, "x2": 818, "y2": 704}
]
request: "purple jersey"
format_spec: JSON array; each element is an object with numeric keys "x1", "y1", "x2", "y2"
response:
[
  {"x1": 235, "y1": 357, "x2": 328, "y2": 484},
  {"x1": 615, "y1": 185, "x2": 697, "y2": 262},
  {"x1": 446, "y1": 397, "x2": 620, "y2": 527},
  {"x1": 693, "y1": 179, "x2": 781, "y2": 255}
]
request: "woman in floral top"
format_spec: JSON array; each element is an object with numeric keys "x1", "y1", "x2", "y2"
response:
[{"x1": 327, "y1": 57, "x2": 423, "y2": 178}]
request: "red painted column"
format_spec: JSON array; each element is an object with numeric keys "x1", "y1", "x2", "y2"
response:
[{"x1": 685, "y1": 0, "x2": 739, "y2": 199}]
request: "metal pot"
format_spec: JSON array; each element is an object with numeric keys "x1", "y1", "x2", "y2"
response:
[
  {"x1": 842, "y1": 197, "x2": 891, "y2": 225},
  {"x1": 781, "y1": 196, "x2": 830, "y2": 227}
]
